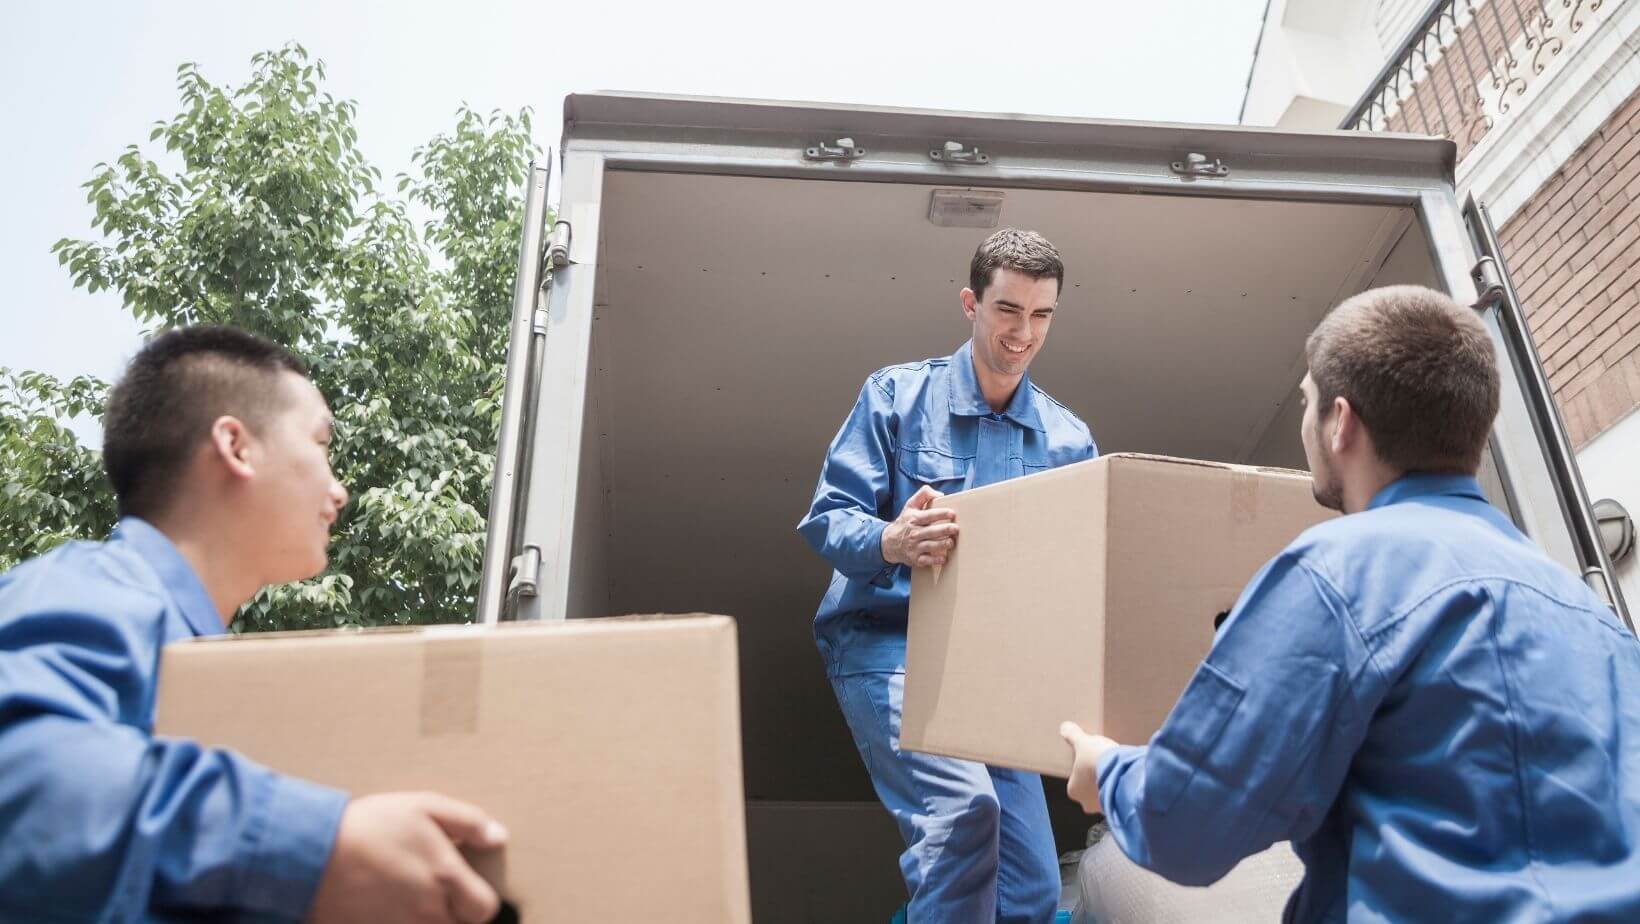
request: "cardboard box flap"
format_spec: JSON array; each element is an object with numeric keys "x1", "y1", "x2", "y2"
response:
[
  {"x1": 1105, "y1": 451, "x2": 1311, "y2": 480},
  {"x1": 172, "y1": 612, "x2": 725, "y2": 646}
]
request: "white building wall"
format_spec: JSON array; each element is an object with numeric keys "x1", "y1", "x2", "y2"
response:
[
  {"x1": 1568, "y1": 413, "x2": 1640, "y2": 612},
  {"x1": 1375, "y1": 0, "x2": 1433, "y2": 51},
  {"x1": 1240, "y1": 0, "x2": 1388, "y2": 129}
]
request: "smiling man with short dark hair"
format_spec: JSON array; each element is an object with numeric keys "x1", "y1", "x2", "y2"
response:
[{"x1": 799, "y1": 229, "x2": 1097, "y2": 922}]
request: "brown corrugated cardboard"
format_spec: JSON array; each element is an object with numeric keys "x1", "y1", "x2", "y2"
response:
[
  {"x1": 903, "y1": 454, "x2": 1334, "y2": 777},
  {"x1": 154, "y1": 614, "x2": 750, "y2": 923}
]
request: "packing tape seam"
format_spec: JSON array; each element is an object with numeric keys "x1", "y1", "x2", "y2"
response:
[
  {"x1": 1231, "y1": 470, "x2": 1260, "y2": 526},
  {"x1": 420, "y1": 637, "x2": 483, "y2": 737}
]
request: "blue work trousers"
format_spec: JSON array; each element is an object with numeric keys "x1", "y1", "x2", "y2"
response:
[{"x1": 832, "y1": 669, "x2": 1060, "y2": 923}]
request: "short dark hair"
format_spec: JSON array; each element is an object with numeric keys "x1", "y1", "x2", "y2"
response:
[
  {"x1": 103, "y1": 326, "x2": 309, "y2": 519},
  {"x1": 1306, "y1": 285, "x2": 1500, "y2": 474},
  {"x1": 969, "y1": 228, "x2": 1064, "y2": 300}
]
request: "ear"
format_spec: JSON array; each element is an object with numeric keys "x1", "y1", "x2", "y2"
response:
[
  {"x1": 960, "y1": 287, "x2": 979, "y2": 322},
  {"x1": 207, "y1": 415, "x2": 256, "y2": 482},
  {"x1": 1329, "y1": 396, "x2": 1358, "y2": 455}
]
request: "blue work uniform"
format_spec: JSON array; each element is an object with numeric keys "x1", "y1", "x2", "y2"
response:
[
  {"x1": 1097, "y1": 473, "x2": 1640, "y2": 922},
  {"x1": 798, "y1": 340, "x2": 1096, "y2": 922},
  {"x1": 0, "y1": 518, "x2": 347, "y2": 923}
]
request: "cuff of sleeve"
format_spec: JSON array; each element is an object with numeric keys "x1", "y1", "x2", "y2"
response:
[
  {"x1": 1095, "y1": 743, "x2": 1132, "y2": 779},
  {"x1": 1096, "y1": 744, "x2": 1146, "y2": 819},
  {"x1": 235, "y1": 770, "x2": 349, "y2": 919},
  {"x1": 864, "y1": 522, "x2": 897, "y2": 587}
]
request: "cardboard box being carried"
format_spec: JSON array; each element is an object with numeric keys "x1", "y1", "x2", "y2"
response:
[
  {"x1": 155, "y1": 614, "x2": 751, "y2": 923},
  {"x1": 903, "y1": 454, "x2": 1334, "y2": 777}
]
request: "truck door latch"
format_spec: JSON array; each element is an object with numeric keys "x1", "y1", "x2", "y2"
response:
[
  {"x1": 804, "y1": 138, "x2": 866, "y2": 162},
  {"x1": 1170, "y1": 152, "x2": 1229, "y2": 179},
  {"x1": 930, "y1": 141, "x2": 990, "y2": 165}
]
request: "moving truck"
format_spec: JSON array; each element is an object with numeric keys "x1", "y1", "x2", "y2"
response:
[{"x1": 474, "y1": 93, "x2": 1633, "y2": 918}]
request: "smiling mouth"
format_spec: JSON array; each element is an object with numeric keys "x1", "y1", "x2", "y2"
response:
[{"x1": 1001, "y1": 342, "x2": 1030, "y2": 355}]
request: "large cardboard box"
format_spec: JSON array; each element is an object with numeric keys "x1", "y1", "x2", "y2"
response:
[
  {"x1": 903, "y1": 454, "x2": 1333, "y2": 777},
  {"x1": 154, "y1": 614, "x2": 751, "y2": 923}
]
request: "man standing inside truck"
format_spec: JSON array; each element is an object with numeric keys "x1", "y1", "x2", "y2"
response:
[
  {"x1": 798, "y1": 229, "x2": 1096, "y2": 923},
  {"x1": 0, "y1": 327, "x2": 507, "y2": 923},
  {"x1": 1061, "y1": 285, "x2": 1640, "y2": 921}
]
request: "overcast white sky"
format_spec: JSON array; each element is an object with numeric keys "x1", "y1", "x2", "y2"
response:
[{"x1": 1, "y1": 0, "x2": 1266, "y2": 398}]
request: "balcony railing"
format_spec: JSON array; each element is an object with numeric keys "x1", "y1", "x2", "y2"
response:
[{"x1": 1340, "y1": 0, "x2": 1610, "y2": 155}]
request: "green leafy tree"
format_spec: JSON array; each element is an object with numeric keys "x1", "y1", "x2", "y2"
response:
[
  {"x1": 1, "y1": 44, "x2": 539, "y2": 630},
  {"x1": 0, "y1": 373, "x2": 117, "y2": 571}
]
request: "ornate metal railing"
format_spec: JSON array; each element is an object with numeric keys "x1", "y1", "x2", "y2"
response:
[{"x1": 1340, "y1": 0, "x2": 1610, "y2": 153}]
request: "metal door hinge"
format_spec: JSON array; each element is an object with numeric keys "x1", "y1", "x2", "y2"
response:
[
  {"x1": 804, "y1": 137, "x2": 865, "y2": 161},
  {"x1": 1170, "y1": 153, "x2": 1228, "y2": 179},
  {"x1": 547, "y1": 221, "x2": 573, "y2": 268},
  {"x1": 508, "y1": 546, "x2": 542, "y2": 600},
  {"x1": 1595, "y1": 498, "x2": 1636, "y2": 563},
  {"x1": 1471, "y1": 256, "x2": 1504, "y2": 309},
  {"x1": 930, "y1": 141, "x2": 990, "y2": 165}
]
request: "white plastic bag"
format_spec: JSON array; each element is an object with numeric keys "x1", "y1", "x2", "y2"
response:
[{"x1": 1072, "y1": 835, "x2": 1303, "y2": 924}]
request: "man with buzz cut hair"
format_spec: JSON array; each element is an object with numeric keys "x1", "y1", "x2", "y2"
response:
[
  {"x1": 0, "y1": 326, "x2": 507, "y2": 924},
  {"x1": 799, "y1": 228, "x2": 1097, "y2": 922},
  {"x1": 1062, "y1": 285, "x2": 1640, "y2": 922}
]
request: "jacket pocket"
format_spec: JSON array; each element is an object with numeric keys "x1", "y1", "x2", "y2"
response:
[{"x1": 895, "y1": 447, "x2": 969, "y2": 491}]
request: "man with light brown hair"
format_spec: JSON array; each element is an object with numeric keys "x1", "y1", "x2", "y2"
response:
[{"x1": 1062, "y1": 285, "x2": 1640, "y2": 922}]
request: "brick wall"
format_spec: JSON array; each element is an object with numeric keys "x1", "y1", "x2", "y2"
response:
[{"x1": 1497, "y1": 86, "x2": 1640, "y2": 447}]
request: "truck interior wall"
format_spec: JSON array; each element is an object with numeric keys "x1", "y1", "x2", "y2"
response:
[
  {"x1": 573, "y1": 169, "x2": 1450, "y2": 831},
  {"x1": 1369, "y1": 218, "x2": 1443, "y2": 291},
  {"x1": 566, "y1": 312, "x2": 613, "y2": 623},
  {"x1": 1246, "y1": 218, "x2": 1446, "y2": 468},
  {"x1": 745, "y1": 801, "x2": 905, "y2": 920},
  {"x1": 1249, "y1": 386, "x2": 1309, "y2": 470}
]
